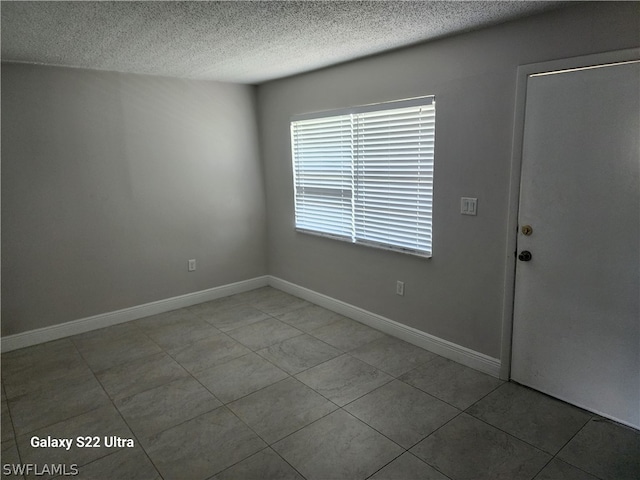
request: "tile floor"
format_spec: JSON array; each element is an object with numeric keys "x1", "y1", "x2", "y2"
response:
[{"x1": 1, "y1": 287, "x2": 638, "y2": 480}]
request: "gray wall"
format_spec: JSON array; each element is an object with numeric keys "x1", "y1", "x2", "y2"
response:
[
  {"x1": 2, "y1": 65, "x2": 267, "y2": 335},
  {"x1": 257, "y1": 3, "x2": 640, "y2": 359}
]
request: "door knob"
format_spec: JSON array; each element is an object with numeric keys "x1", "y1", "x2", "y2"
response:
[{"x1": 518, "y1": 251, "x2": 532, "y2": 262}]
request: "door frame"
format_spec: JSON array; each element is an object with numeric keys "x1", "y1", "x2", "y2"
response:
[{"x1": 499, "y1": 47, "x2": 640, "y2": 381}]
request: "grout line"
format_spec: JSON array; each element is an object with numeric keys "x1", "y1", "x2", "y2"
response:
[
  {"x1": 464, "y1": 412, "x2": 551, "y2": 455},
  {"x1": 548, "y1": 418, "x2": 607, "y2": 480},
  {"x1": 3, "y1": 287, "x2": 628, "y2": 480}
]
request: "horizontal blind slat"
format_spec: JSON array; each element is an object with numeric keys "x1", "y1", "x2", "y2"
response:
[{"x1": 292, "y1": 98, "x2": 435, "y2": 256}]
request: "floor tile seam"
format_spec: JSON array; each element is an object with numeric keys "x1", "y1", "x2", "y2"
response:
[
  {"x1": 274, "y1": 331, "x2": 345, "y2": 356},
  {"x1": 455, "y1": 376, "x2": 504, "y2": 409},
  {"x1": 269, "y1": 447, "x2": 309, "y2": 480},
  {"x1": 421, "y1": 461, "x2": 456, "y2": 480},
  {"x1": 507, "y1": 381, "x2": 599, "y2": 421},
  {"x1": 117, "y1": 399, "x2": 224, "y2": 443},
  {"x1": 251, "y1": 345, "x2": 304, "y2": 375},
  {"x1": 2, "y1": 383, "x2": 19, "y2": 447},
  {"x1": 342, "y1": 349, "x2": 410, "y2": 378},
  {"x1": 229, "y1": 332, "x2": 308, "y2": 354},
  {"x1": 8, "y1": 357, "x2": 113, "y2": 437},
  {"x1": 363, "y1": 451, "x2": 455, "y2": 480},
  {"x1": 163, "y1": 354, "x2": 228, "y2": 409},
  {"x1": 337, "y1": 374, "x2": 404, "y2": 413},
  {"x1": 265, "y1": 404, "x2": 344, "y2": 449},
  {"x1": 80, "y1": 341, "x2": 167, "y2": 376},
  {"x1": 92, "y1": 353, "x2": 193, "y2": 402},
  {"x1": 251, "y1": 303, "x2": 308, "y2": 317},
  {"x1": 550, "y1": 418, "x2": 609, "y2": 480},
  {"x1": 549, "y1": 455, "x2": 607, "y2": 480},
  {"x1": 526, "y1": 454, "x2": 554, "y2": 480},
  {"x1": 393, "y1": 352, "x2": 449, "y2": 380},
  {"x1": 69, "y1": 447, "x2": 158, "y2": 479},
  {"x1": 1, "y1": 347, "x2": 91, "y2": 382},
  {"x1": 226, "y1": 386, "x2": 340, "y2": 447},
  {"x1": 206, "y1": 446, "x2": 308, "y2": 480},
  {"x1": 106, "y1": 398, "x2": 169, "y2": 480},
  {"x1": 395, "y1": 350, "x2": 448, "y2": 375},
  {"x1": 530, "y1": 411, "x2": 593, "y2": 457},
  {"x1": 228, "y1": 401, "x2": 340, "y2": 455},
  {"x1": 294, "y1": 306, "x2": 363, "y2": 328},
  {"x1": 337, "y1": 380, "x2": 465, "y2": 447},
  {"x1": 134, "y1": 310, "x2": 221, "y2": 331},
  {"x1": 224, "y1": 374, "x2": 297, "y2": 406},
  {"x1": 205, "y1": 405, "x2": 276, "y2": 475},
  {"x1": 88, "y1": 361, "x2": 173, "y2": 420},
  {"x1": 129, "y1": 309, "x2": 203, "y2": 334},
  {"x1": 590, "y1": 414, "x2": 640, "y2": 434},
  {"x1": 49, "y1": 442, "x2": 126, "y2": 473},
  {"x1": 285, "y1": 374, "x2": 340, "y2": 406},
  {"x1": 161, "y1": 330, "x2": 248, "y2": 370},
  {"x1": 221, "y1": 313, "x2": 304, "y2": 341},
  {"x1": 461, "y1": 382, "x2": 592, "y2": 456},
  {"x1": 291, "y1": 354, "x2": 365, "y2": 393},
  {"x1": 252, "y1": 340, "x2": 344, "y2": 376},
  {"x1": 2, "y1": 365, "x2": 107, "y2": 405},
  {"x1": 202, "y1": 314, "x2": 272, "y2": 334},
  {"x1": 135, "y1": 404, "x2": 270, "y2": 479},
  {"x1": 406, "y1": 411, "x2": 491, "y2": 480},
  {"x1": 11, "y1": 403, "x2": 108, "y2": 450},
  {"x1": 185, "y1": 350, "x2": 271, "y2": 388},
  {"x1": 201, "y1": 369, "x2": 295, "y2": 407},
  {"x1": 67, "y1": 333, "x2": 97, "y2": 375},
  {"x1": 339, "y1": 399, "x2": 433, "y2": 452},
  {"x1": 89, "y1": 361, "x2": 161, "y2": 421},
  {"x1": 297, "y1": 363, "x2": 396, "y2": 409},
  {"x1": 2, "y1": 439, "x2": 23, "y2": 469},
  {"x1": 396, "y1": 378, "x2": 469, "y2": 412},
  {"x1": 291, "y1": 314, "x2": 351, "y2": 336},
  {"x1": 457, "y1": 412, "x2": 553, "y2": 459},
  {"x1": 360, "y1": 446, "x2": 406, "y2": 480},
  {"x1": 70, "y1": 322, "x2": 155, "y2": 349},
  {"x1": 124, "y1": 318, "x2": 192, "y2": 356},
  {"x1": 1, "y1": 363, "x2": 98, "y2": 400},
  {"x1": 129, "y1": 404, "x2": 233, "y2": 456},
  {"x1": 192, "y1": 305, "x2": 248, "y2": 324},
  {"x1": 391, "y1": 377, "x2": 467, "y2": 414},
  {"x1": 60, "y1": 433, "x2": 136, "y2": 472},
  {"x1": 242, "y1": 294, "x2": 299, "y2": 313},
  {"x1": 145, "y1": 326, "x2": 230, "y2": 355},
  {"x1": 407, "y1": 409, "x2": 464, "y2": 453},
  {"x1": 113, "y1": 370, "x2": 224, "y2": 411}
]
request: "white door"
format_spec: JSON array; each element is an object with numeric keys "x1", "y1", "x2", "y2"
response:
[{"x1": 511, "y1": 59, "x2": 640, "y2": 429}]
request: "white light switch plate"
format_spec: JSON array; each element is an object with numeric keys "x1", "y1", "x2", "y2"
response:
[{"x1": 461, "y1": 197, "x2": 478, "y2": 215}]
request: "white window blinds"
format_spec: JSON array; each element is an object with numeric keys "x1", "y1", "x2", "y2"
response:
[{"x1": 291, "y1": 96, "x2": 435, "y2": 257}]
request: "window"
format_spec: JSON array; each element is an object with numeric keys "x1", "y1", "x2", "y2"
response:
[{"x1": 291, "y1": 96, "x2": 435, "y2": 257}]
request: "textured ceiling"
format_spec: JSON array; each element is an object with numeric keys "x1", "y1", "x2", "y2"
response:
[{"x1": 2, "y1": 1, "x2": 570, "y2": 84}]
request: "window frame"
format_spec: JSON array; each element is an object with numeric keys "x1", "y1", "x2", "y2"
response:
[{"x1": 290, "y1": 95, "x2": 436, "y2": 258}]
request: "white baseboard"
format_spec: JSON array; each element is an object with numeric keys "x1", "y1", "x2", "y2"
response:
[
  {"x1": 0, "y1": 276, "x2": 269, "y2": 352},
  {"x1": 269, "y1": 276, "x2": 501, "y2": 378},
  {"x1": 2, "y1": 274, "x2": 500, "y2": 378}
]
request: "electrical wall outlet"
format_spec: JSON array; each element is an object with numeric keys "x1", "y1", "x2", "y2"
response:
[
  {"x1": 396, "y1": 280, "x2": 405, "y2": 296},
  {"x1": 188, "y1": 259, "x2": 196, "y2": 271}
]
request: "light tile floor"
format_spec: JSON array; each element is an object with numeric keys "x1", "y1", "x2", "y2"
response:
[{"x1": 1, "y1": 287, "x2": 638, "y2": 480}]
